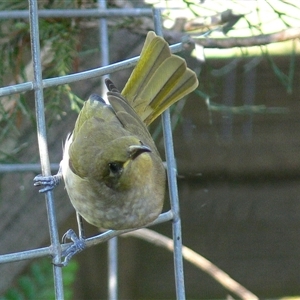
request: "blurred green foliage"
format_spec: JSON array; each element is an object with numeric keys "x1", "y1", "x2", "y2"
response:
[{"x1": 0, "y1": 258, "x2": 78, "y2": 300}]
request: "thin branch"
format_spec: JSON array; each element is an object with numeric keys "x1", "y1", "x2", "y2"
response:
[
  {"x1": 123, "y1": 228, "x2": 259, "y2": 300},
  {"x1": 192, "y1": 27, "x2": 300, "y2": 48}
]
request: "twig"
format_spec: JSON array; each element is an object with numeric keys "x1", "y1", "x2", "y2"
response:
[
  {"x1": 192, "y1": 27, "x2": 300, "y2": 48},
  {"x1": 123, "y1": 228, "x2": 259, "y2": 300}
]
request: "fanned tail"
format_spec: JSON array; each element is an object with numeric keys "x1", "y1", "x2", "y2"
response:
[{"x1": 121, "y1": 31, "x2": 198, "y2": 126}]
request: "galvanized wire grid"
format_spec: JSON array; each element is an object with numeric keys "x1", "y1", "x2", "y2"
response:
[{"x1": 0, "y1": 1, "x2": 187, "y2": 299}]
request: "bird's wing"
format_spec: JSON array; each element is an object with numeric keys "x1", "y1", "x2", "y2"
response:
[
  {"x1": 68, "y1": 95, "x2": 132, "y2": 178},
  {"x1": 107, "y1": 91, "x2": 159, "y2": 155}
]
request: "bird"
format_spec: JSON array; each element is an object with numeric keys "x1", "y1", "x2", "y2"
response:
[
  {"x1": 61, "y1": 88, "x2": 166, "y2": 230},
  {"x1": 34, "y1": 31, "x2": 198, "y2": 263}
]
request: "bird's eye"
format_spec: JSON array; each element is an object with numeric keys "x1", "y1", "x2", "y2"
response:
[{"x1": 108, "y1": 162, "x2": 123, "y2": 176}]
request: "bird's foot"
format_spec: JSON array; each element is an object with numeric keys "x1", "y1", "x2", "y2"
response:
[
  {"x1": 55, "y1": 229, "x2": 86, "y2": 267},
  {"x1": 33, "y1": 173, "x2": 62, "y2": 193}
]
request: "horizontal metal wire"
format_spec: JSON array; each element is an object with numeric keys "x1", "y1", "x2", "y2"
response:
[
  {"x1": 0, "y1": 163, "x2": 59, "y2": 173},
  {"x1": 0, "y1": 210, "x2": 173, "y2": 264},
  {"x1": 0, "y1": 43, "x2": 185, "y2": 97},
  {"x1": 0, "y1": 8, "x2": 153, "y2": 19}
]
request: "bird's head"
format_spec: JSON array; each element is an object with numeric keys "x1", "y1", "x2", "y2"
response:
[{"x1": 96, "y1": 136, "x2": 152, "y2": 191}]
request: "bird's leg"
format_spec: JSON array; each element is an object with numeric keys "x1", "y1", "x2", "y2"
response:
[
  {"x1": 33, "y1": 163, "x2": 62, "y2": 193},
  {"x1": 34, "y1": 163, "x2": 85, "y2": 265},
  {"x1": 34, "y1": 163, "x2": 87, "y2": 266},
  {"x1": 76, "y1": 212, "x2": 86, "y2": 239},
  {"x1": 56, "y1": 213, "x2": 86, "y2": 267},
  {"x1": 35, "y1": 180, "x2": 87, "y2": 266}
]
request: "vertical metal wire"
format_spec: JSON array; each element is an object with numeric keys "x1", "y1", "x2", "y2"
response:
[
  {"x1": 108, "y1": 236, "x2": 118, "y2": 300},
  {"x1": 153, "y1": 8, "x2": 186, "y2": 300},
  {"x1": 98, "y1": 0, "x2": 119, "y2": 299},
  {"x1": 28, "y1": 0, "x2": 64, "y2": 298},
  {"x1": 98, "y1": 0, "x2": 110, "y2": 98}
]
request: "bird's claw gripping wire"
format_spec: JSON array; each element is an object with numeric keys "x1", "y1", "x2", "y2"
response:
[
  {"x1": 54, "y1": 229, "x2": 86, "y2": 267},
  {"x1": 33, "y1": 173, "x2": 62, "y2": 193},
  {"x1": 34, "y1": 170, "x2": 86, "y2": 266}
]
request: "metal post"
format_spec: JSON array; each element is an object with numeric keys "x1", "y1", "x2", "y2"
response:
[
  {"x1": 28, "y1": 0, "x2": 64, "y2": 299},
  {"x1": 153, "y1": 8, "x2": 186, "y2": 300},
  {"x1": 97, "y1": 0, "x2": 119, "y2": 299}
]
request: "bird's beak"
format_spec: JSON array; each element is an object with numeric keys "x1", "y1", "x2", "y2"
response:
[{"x1": 128, "y1": 144, "x2": 151, "y2": 160}]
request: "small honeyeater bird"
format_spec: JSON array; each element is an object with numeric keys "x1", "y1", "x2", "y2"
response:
[{"x1": 35, "y1": 31, "x2": 198, "y2": 231}]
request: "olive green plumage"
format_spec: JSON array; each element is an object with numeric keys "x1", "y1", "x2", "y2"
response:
[{"x1": 61, "y1": 31, "x2": 198, "y2": 230}]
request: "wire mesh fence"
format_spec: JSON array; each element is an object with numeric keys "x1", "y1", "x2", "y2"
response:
[{"x1": 0, "y1": 1, "x2": 188, "y2": 299}]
